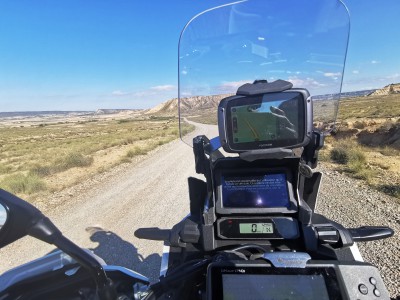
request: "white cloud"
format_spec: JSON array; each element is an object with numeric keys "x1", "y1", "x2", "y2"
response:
[
  {"x1": 216, "y1": 80, "x2": 250, "y2": 93},
  {"x1": 288, "y1": 76, "x2": 326, "y2": 88},
  {"x1": 112, "y1": 90, "x2": 130, "y2": 96},
  {"x1": 386, "y1": 73, "x2": 400, "y2": 80},
  {"x1": 371, "y1": 60, "x2": 380, "y2": 64},
  {"x1": 352, "y1": 70, "x2": 360, "y2": 74},
  {"x1": 324, "y1": 72, "x2": 341, "y2": 78},
  {"x1": 150, "y1": 85, "x2": 175, "y2": 91},
  {"x1": 112, "y1": 84, "x2": 176, "y2": 99},
  {"x1": 133, "y1": 91, "x2": 151, "y2": 97}
]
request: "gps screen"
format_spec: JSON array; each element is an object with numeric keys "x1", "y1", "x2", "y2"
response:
[
  {"x1": 230, "y1": 93, "x2": 301, "y2": 145},
  {"x1": 222, "y1": 274, "x2": 330, "y2": 300},
  {"x1": 221, "y1": 173, "x2": 289, "y2": 208}
]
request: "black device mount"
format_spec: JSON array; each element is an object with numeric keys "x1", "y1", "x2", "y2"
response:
[{"x1": 236, "y1": 79, "x2": 293, "y2": 96}]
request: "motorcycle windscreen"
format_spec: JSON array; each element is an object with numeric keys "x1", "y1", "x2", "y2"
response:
[{"x1": 178, "y1": 0, "x2": 350, "y2": 147}]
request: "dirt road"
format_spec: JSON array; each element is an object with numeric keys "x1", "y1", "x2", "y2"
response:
[
  {"x1": 0, "y1": 138, "x2": 196, "y2": 280},
  {"x1": 0, "y1": 121, "x2": 216, "y2": 282},
  {"x1": 0, "y1": 129, "x2": 398, "y2": 296}
]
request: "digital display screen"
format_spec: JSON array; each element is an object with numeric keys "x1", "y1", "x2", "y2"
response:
[
  {"x1": 239, "y1": 223, "x2": 273, "y2": 234},
  {"x1": 230, "y1": 93, "x2": 301, "y2": 144},
  {"x1": 222, "y1": 274, "x2": 330, "y2": 300},
  {"x1": 221, "y1": 173, "x2": 289, "y2": 208}
]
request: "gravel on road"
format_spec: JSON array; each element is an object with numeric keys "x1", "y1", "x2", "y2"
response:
[
  {"x1": 316, "y1": 163, "x2": 399, "y2": 297},
  {"x1": 0, "y1": 139, "x2": 398, "y2": 297}
]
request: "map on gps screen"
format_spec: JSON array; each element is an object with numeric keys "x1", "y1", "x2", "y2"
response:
[{"x1": 231, "y1": 100, "x2": 297, "y2": 144}]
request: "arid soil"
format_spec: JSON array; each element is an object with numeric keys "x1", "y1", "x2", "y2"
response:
[{"x1": 0, "y1": 135, "x2": 398, "y2": 297}]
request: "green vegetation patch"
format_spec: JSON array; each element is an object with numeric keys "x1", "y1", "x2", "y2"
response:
[
  {"x1": 330, "y1": 139, "x2": 372, "y2": 181},
  {"x1": 0, "y1": 163, "x2": 12, "y2": 175},
  {"x1": 378, "y1": 146, "x2": 400, "y2": 157},
  {"x1": 180, "y1": 123, "x2": 196, "y2": 136},
  {"x1": 0, "y1": 116, "x2": 179, "y2": 176},
  {"x1": 0, "y1": 115, "x2": 183, "y2": 199},
  {"x1": 28, "y1": 152, "x2": 94, "y2": 176},
  {"x1": 0, "y1": 173, "x2": 47, "y2": 194},
  {"x1": 55, "y1": 152, "x2": 94, "y2": 171},
  {"x1": 126, "y1": 146, "x2": 148, "y2": 157},
  {"x1": 322, "y1": 93, "x2": 400, "y2": 199},
  {"x1": 326, "y1": 138, "x2": 399, "y2": 199},
  {"x1": 330, "y1": 139, "x2": 366, "y2": 164},
  {"x1": 337, "y1": 94, "x2": 400, "y2": 120}
]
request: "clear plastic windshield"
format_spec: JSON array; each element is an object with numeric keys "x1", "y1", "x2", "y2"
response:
[{"x1": 178, "y1": 0, "x2": 350, "y2": 146}]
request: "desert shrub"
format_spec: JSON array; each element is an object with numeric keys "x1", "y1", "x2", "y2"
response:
[
  {"x1": 180, "y1": 124, "x2": 195, "y2": 136},
  {"x1": 330, "y1": 147, "x2": 349, "y2": 164},
  {"x1": 117, "y1": 119, "x2": 130, "y2": 124},
  {"x1": 0, "y1": 173, "x2": 47, "y2": 194},
  {"x1": 29, "y1": 165, "x2": 52, "y2": 177},
  {"x1": 330, "y1": 139, "x2": 373, "y2": 181},
  {"x1": 317, "y1": 149, "x2": 330, "y2": 162},
  {"x1": 126, "y1": 147, "x2": 147, "y2": 158},
  {"x1": 330, "y1": 140, "x2": 366, "y2": 164},
  {"x1": 347, "y1": 159, "x2": 372, "y2": 182},
  {"x1": 378, "y1": 146, "x2": 400, "y2": 157},
  {"x1": 123, "y1": 137, "x2": 136, "y2": 145},
  {"x1": 0, "y1": 163, "x2": 12, "y2": 175},
  {"x1": 157, "y1": 139, "x2": 169, "y2": 146},
  {"x1": 119, "y1": 157, "x2": 131, "y2": 164},
  {"x1": 169, "y1": 129, "x2": 179, "y2": 136},
  {"x1": 54, "y1": 152, "x2": 94, "y2": 171},
  {"x1": 353, "y1": 120, "x2": 367, "y2": 129}
]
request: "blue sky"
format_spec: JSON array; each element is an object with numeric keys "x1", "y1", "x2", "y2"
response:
[{"x1": 0, "y1": 0, "x2": 399, "y2": 111}]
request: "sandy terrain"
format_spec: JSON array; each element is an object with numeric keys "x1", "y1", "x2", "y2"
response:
[
  {"x1": 0, "y1": 110, "x2": 143, "y2": 128},
  {"x1": 0, "y1": 121, "x2": 398, "y2": 297}
]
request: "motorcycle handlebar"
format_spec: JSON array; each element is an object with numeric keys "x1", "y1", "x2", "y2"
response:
[
  {"x1": 134, "y1": 228, "x2": 171, "y2": 241},
  {"x1": 348, "y1": 226, "x2": 394, "y2": 242}
]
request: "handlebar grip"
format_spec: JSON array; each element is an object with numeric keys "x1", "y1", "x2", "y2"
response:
[
  {"x1": 134, "y1": 227, "x2": 171, "y2": 241},
  {"x1": 348, "y1": 226, "x2": 394, "y2": 242}
]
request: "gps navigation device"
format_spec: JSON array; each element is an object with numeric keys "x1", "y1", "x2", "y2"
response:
[{"x1": 218, "y1": 89, "x2": 312, "y2": 153}]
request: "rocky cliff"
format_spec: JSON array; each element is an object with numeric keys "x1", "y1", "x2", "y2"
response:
[
  {"x1": 368, "y1": 83, "x2": 400, "y2": 96},
  {"x1": 146, "y1": 94, "x2": 232, "y2": 115}
]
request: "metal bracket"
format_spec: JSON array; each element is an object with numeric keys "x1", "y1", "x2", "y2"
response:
[{"x1": 262, "y1": 252, "x2": 311, "y2": 268}]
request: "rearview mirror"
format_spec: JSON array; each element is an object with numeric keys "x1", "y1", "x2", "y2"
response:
[
  {"x1": 0, "y1": 189, "x2": 56, "y2": 249},
  {"x1": 0, "y1": 189, "x2": 115, "y2": 297},
  {"x1": 0, "y1": 203, "x2": 8, "y2": 230}
]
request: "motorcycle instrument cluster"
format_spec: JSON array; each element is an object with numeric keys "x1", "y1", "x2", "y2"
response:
[
  {"x1": 207, "y1": 260, "x2": 391, "y2": 300},
  {"x1": 215, "y1": 167, "x2": 297, "y2": 215}
]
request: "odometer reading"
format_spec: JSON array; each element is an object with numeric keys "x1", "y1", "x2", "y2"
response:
[{"x1": 239, "y1": 223, "x2": 273, "y2": 234}]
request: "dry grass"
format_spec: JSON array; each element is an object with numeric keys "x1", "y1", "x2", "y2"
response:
[
  {"x1": 0, "y1": 114, "x2": 183, "y2": 200},
  {"x1": 0, "y1": 173, "x2": 47, "y2": 195},
  {"x1": 126, "y1": 146, "x2": 148, "y2": 157},
  {"x1": 187, "y1": 112, "x2": 218, "y2": 125},
  {"x1": 337, "y1": 93, "x2": 400, "y2": 120},
  {"x1": 329, "y1": 139, "x2": 373, "y2": 182},
  {"x1": 323, "y1": 93, "x2": 400, "y2": 199}
]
